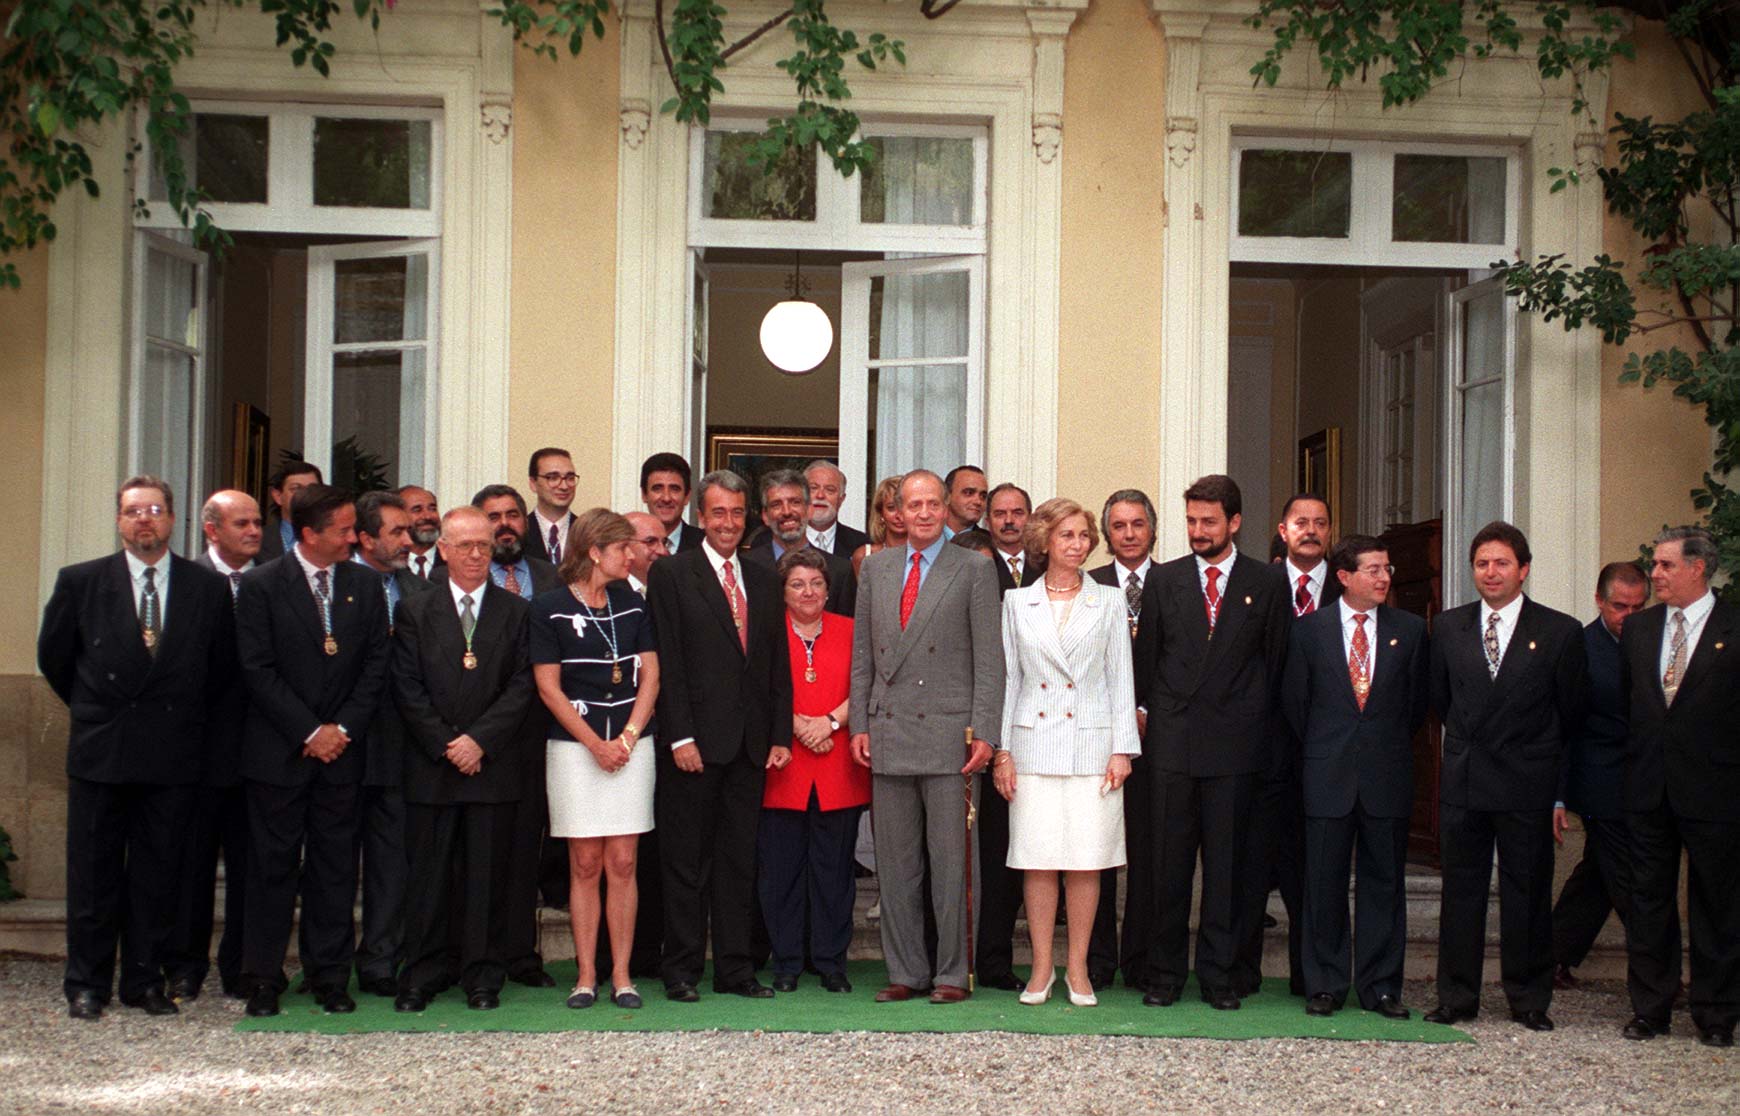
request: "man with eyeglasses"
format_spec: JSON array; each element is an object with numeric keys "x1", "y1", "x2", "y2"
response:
[
  {"x1": 39, "y1": 476, "x2": 235, "y2": 1021},
  {"x1": 622, "y1": 511, "x2": 669, "y2": 598},
  {"x1": 1281, "y1": 536, "x2": 1428, "y2": 1020},
  {"x1": 524, "y1": 448, "x2": 578, "y2": 567}
]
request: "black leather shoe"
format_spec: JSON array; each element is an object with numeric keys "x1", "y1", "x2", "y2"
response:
[
  {"x1": 978, "y1": 971, "x2": 1022, "y2": 992},
  {"x1": 771, "y1": 974, "x2": 799, "y2": 993},
  {"x1": 1424, "y1": 1004, "x2": 1477, "y2": 1025},
  {"x1": 1142, "y1": 985, "x2": 1181, "y2": 1007},
  {"x1": 361, "y1": 976, "x2": 398, "y2": 998},
  {"x1": 245, "y1": 988, "x2": 281, "y2": 1018},
  {"x1": 467, "y1": 989, "x2": 500, "y2": 1011},
  {"x1": 1206, "y1": 987, "x2": 1241, "y2": 1011},
  {"x1": 1698, "y1": 1025, "x2": 1735, "y2": 1048},
  {"x1": 1088, "y1": 969, "x2": 1115, "y2": 992},
  {"x1": 1305, "y1": 993, "x2": 1337, "y2": 1017},
  {"x1": 1512, "y1": 1009, "x2": 1554, "y2": 1032},
  {"x1": 320, "y1": 989, "x2": 357, "y2": 1014},
  {"x1": 665, "y1": 981, "x2": 700, "y2": 1003},
  {"x1": 821, "y1": 971, "x2": 852, "y2": 994},
  {"x1": 394, "y1": 990, "x2": 429, "y2": 1013},
  {"x1": 718, "y1": 978, "x2": 775, "y2": 999},
  {"x1": 168, "y1": 976, "x2": 201, "y2": 1003},
  {"x1": 1622, "y1": 1016, "x2": 1666, "y2": 1041},
  {"x1": 510, "y1": 968, "x2": 557, "y2": 989},
  {"x1": 1373, "y1": 996, "x2": 1410, "y2": 1020},
  {"x1": 122, "y1": 987, "x2": 179, "y2": 1016},
  {"x1": 67, "y1": 991, "x2": 104, "y2": 1021}
]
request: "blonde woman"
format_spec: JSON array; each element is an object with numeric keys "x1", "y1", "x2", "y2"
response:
[{"x1": 851, "y1": 475, "x2": 908, "y2": 579}]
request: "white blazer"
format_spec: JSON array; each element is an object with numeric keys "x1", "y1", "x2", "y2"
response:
[{"x1": 999, "y1": 579, "x2": 1141, "y2": 775}]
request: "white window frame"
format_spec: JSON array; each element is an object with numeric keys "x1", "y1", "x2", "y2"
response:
[
  {"x1": 1229, "y1": 136, "x2": 1521, "y2": 270},
  {"x1": 135, "y1": 100, "x2": 443, "y2": 239},
  {"x1": 1443, "y1": 276, "x2": 1517, "y2": 608},
  {"x1": 130, "y1": 231, "x2": 210, "y2": 556}
]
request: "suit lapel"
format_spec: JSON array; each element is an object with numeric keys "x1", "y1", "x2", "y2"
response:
[
  {"x1": 1171, "y1": 560, "x2": 1212, "y2": 653},
  {"x1": 1019, "y1": 588, "x2": 1073, "y2": 678},
  {"x1": 887, "y1": 545, "x2": 964, "y2": 673},
  {"x1": 1487, "y1": 599, "x2": 1538, "y2": 704},
  {"x1": 1672, "y1": 600, "x2": 1731, "y2": 707},
  {"x1": 102, "y1": 554, "x2": 154, "y2": 677},
  {"x1": 690, "y1": 552, "x2": 744, "y2": 657},
  {"x1": 1316, "y1": 608, "x2": 1359, "y2": 712},
  {"x1": 1195, "y1": 554, "x2": 1254, "y2": 680},
  {"x1": 1056, "y1": 584, "x2": 1101, "y2": 664},
  {"x1": 280, "y1": 552, "x2": 325, "y2": 644}
]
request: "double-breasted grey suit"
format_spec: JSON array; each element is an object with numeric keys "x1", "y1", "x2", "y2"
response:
[{"x1": 850, "y1": 541, "x2": 1004, "y2": 990}]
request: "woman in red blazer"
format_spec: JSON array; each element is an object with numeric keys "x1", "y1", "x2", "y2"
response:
[{"x1": 759, "y1": 547, "x2": 872, "y2": 993}]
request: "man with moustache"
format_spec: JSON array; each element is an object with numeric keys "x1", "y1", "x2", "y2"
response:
[
  {"x1": 162, "y1": 490, "x2": 262, "y2": 1003},
  {"x1": 397, "y1": 485, "x2": 443, "y2": 580},
  {"x1": 524, "y1": 447, "x2": 578, "y2": 566},
  {"x1": 1552, "y1": 562, "x2": 1652, "y2": 989},
  {"x1": 1131, "y1": 475, "x2": 1290, "y2": 1011},
  {"x1": 1620, "y1": 527, "x2": 1740, "y2": 1047},
  {"x1": 988, "y1": 483, "x2": 1043, "y2": 596},
  {"x1": 642, "y1": 452, "x2": 703, "y2": 554},
  {"x1": 1425, "y1": 521, "x2": 1585, "y2": 1032},
  {"x1": 804, "y1": 460, "x2": 869, "y2": 558},
  {"x1": 1087, "y1": 488, "x2": 1159, "y2": 990},
  {"x1": 258, "y1": 461, "x2": 323, "y2": 561},
  {"x1": 392, "y1": 506, "x2": 536, "y2": 1012},
  {"x1": 349, "y1": 491, "x2": 432, "y2": 996},
  {"x1": 743, "y1": 470, "x2": 857, "y2": 618},
  {"x1": 942, "y1": 465, "x2": 988, "y2": 539},
  {"x1": 472, "y1": 483, "x2": 563, "y2": 987},
  {"x1": 39, "y1": 477, "x2": 234, "y2": 1020}
]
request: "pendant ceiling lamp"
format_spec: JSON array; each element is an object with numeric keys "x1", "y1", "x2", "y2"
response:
[{"x1": 759, "y1": 251, "x2": 833, "y2": 375}]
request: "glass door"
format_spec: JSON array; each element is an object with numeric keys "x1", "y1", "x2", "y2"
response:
[
  {"x1": 131, "y1": 232, "x2": 209, "y2": 555},
  {"x1": 1443, "y1": 276, "x2": 1515, "y2": 607}
]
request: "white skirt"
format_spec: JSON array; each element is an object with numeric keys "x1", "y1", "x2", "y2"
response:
[
  {"x1": 546, "y1": 735, "x2": 655, "y2": 839},
  {"x1": 1006, "y1": 772, "x2": 1126, "y2": 871}
]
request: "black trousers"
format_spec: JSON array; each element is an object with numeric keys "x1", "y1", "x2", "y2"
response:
[
  {"x1": 1435, "y1": 801, "x2": 1555, "y2": 1015},
  {"x1": 1117, "y1": 757, "x2": 1154, "y2": 986},
  {"x1": 162, "y1": 783, "x2": 249, "y2": 994},
  {"x1": 1626, "y1": 803, "x2": 1740, "y2": 1031},
  {"x1": 974, "y1": 770, "x2": 1026, "y2": 982},
  {"x1": 503, "y1": 746, "x2": 559, "y2": 979},
  {"x1": 1303, "y1": 804, "x2": 1409, "y2": 1008},
  {"x1": 399, "y1": 801, "x2": 515, "y2": 997},
  {"x1": 758, "y1": 793, "x2": 863, "y2": 977},
  {"x1": 657, "y1": 749, "x2": 765, "y2": 989},
  {"x1": 355, "y1": 783, "x2": 408, "y2": 983},
  {"x1": 1552, "y1": 813, "x2": 1641, "y2": 969},
  {"x1": 1142, "y1": 769, "x2": 1255, "y2": 994},
  {"x1": 595, "y1": 827, "x2": 666, "y2": 979},
  {"x1": 1233, "y1": 764, "x2": 1305, "y2": 995},
  {"x1": 241, "y1": 779, "x2": 361, "y2": 995},
  {"x1": 63, "y1": 778, "x2": 193, "y2": 1002}
]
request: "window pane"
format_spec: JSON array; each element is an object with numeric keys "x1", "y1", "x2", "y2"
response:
[
  {"x1": 333, "y1": 255, "x2": 428, "y2": 344},
  {"x1": 314, "y1": 118, "x2": 433, "y2": 209},
  {"x1": 871, "y1": 362, "x2": 967, "y2": 480},
  {"x1": 1393, "y1": 154, "x2": 1506, "y2": 244},
  {"x1": 703, "y1": 132, "x2": 817, "y2": 221},
  {"x1": 138, "y1": 344, "x2": 194, "y2": 524},
  {"x1": 860, "y1": 136, "x2": 974, "y2": 225},
  {"x1": 194, "y1": 114, "x2": 269, "y2": 203},
  {"x1": 332, "y1": 348, "x2": 426, "y2": 488},
  {"x1": 1237, "y1": 150, "x2": 1352, "y2": 238},
  {"x1": 869, "y1": 271, "x2": 969, "y2": 361},
  {"x1": 144, "y1": 248, "x2": 199, "y2": 347}
]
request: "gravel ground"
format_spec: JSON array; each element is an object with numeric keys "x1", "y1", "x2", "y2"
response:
[{"x1": 0, "y1": 955, "x2": 1733, "y2": 1115}]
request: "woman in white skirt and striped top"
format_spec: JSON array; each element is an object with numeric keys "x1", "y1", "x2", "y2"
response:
[{"x1": 991, "y1": 497, "x2": 1141, "y2": 1007}]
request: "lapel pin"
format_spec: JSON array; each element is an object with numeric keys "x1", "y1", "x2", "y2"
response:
[
  {"x1": 1244, "y1": 595, "x2": 1252, "y2": 605},
  {"x1": 1717, "y1": 642, "x2": 1726, "y2": 651},
  {"x1": 1389, "y1": 638, "x2": 1398, "y2": 647},
  {"x1": 1528, "y1": 640, "x2": 1536, "y2": 651},
  {"x1": 345, "y1": 596, "x2": 354, "y2": 604}
]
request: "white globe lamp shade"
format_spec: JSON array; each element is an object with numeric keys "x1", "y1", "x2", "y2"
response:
[{"x1": 759, "y1": 299, "x2": 834, "y2": 374}]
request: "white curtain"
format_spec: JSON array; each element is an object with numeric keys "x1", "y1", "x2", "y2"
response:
[{"x1": 1455, "y1": 286, "x2": 1506, "y2": 605}]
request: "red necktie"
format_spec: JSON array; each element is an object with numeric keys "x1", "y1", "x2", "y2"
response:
[
  {"x1": 502, "y1": 564, "x2": 522, "y2": 596},
  {"x1": 1349, "y1": 613, "x2": 1370, "y2": 711},
  {"x1": 1204, "y1": 565, "x2": 1221, "y2": 631},
  {"x1": 722, "y1": 559, "x2": 747, "y2": 651},
  {"x1": 900, "y1": 552, "x2": 922, "y2": 629},
  {"x1": 1295, "y1": 574, "x2": 1314, "y2": 616}
]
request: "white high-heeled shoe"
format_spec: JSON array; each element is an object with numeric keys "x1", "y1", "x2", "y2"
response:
[
  {"x1": 1065, "y1": 976, "x2": 1098, "y2": 1007},
  {"x1": 1019, "y1": 970, "x2": 1057, "y2": 1005}
]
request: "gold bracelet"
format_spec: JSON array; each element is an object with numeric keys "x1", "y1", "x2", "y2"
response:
[
  {"x1": 993, "y1": 750, "x2": 1013, "y2": 767},
  {"x1": 621, "y1": 723, "x2": 640, "y2": 742}
]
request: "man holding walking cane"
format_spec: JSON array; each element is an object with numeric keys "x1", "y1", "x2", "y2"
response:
[{"x1": 851, "y1": 469, "x2": 1004, "y2": 1003}]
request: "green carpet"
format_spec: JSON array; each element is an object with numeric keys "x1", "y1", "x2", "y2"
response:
[{"x1": 234, "y1": 963, "x2": 1471, "y2": 1043}]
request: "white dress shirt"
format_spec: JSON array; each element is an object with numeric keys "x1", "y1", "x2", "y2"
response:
[
  {"x1": 1661, "y1": 588, "x2": 1716, "y2": 678},
  {"x1": 807, "y1": 523, "x2": 837, "y2": 553},
  {"x1": 1114, "y1": 556, "x2": 1153, "y2": 593},
  {"x1": 665, "y1": 521, "x2": 686, "y2": 552},
  {"x1": 291, "y1": 542, "x2": 336, "y2": 597},
  {"x1": 408, "y1": 548, "x2": 437, "y2": 579},
  {"x1": 448, "y1": 575, "x2": 486, "y2": 622},
  {"x1": 533, "y1": 509, "x2": 574, "y2": 558},
  {"x1": 1339, "y1": 597, "x2": 1377, "y2": 679},
  {"x1": 124, "y1": 550, "x2": 171, "y2": 617},
  {"x1": 1195, "y1": 548, "x2": 1237, "y2": 596},
  {"x1": 1286, "y1": 559, "x2": 1327, "y2": 611},
  {"x1": 627, "y1": 572, "x2": 647, "y2": 598},
  {"x1": 206, "y1": 548, "x2": 253, "y2": 579},
  {"x1": 1481, "y1": 593, "x2": 1527, "y2": 670},
  {"x1": 999, "y1": 547, "x2": 1027, "y2": 585}
]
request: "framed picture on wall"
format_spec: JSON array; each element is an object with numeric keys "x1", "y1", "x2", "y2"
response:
[
  {"x1": 706, "y1": 428, "x2": 839, "y2": 518},
  {"x1": 1298, "y1": 427, "x2": 1342, "y2": 528},
  {"x1": 232, "y1": 404, "x2": 271, "y2": 511}
]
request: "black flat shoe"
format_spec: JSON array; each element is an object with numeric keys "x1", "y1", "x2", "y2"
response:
[
  {"x1": 1373, "y1": 996, "x2": 1410, "y2": 1020},
  {"x1": 566, "y1": 986, "x2": 596, "y2": 1009},
  {"x1": 1305, "y1": 993, "x2": 1336, "y2": 1017},
  {"x1": 821, "y1": 972, "x2": 853, "y2": 994},
  {"x1": 167, "y1": 976, "x2": 201, "y2": 1003},
  {"x1": 66, "y1": 991, "x2": 104, "y2": 1021},
  {"x1": 320, "y1": 990, "x2": 357, "y2": 1014},
  {"x1": 394, "y1": 990, "x2": 429, "y2": 1013},
  {"x1": 1142, "y1": 985, "x2": 1181, "y2": 1007},
  {"x1": 510, "y1": 968, "x2": 557, "y2": 989},
  {"x1": 245, "y1": 988, "x2": 280, "y2": 1018},
  {"x1": 1205, "y1": 986, "x2": 1241, "y2": 1011},
  {"x1": 1622, "y1": 1016, "x2": 1666, "y2": 1041},
  {"x1": 122, "y1": 987, "x2": 179, "y2": 1016},
  {"x1": 772, "y1": 974, "x2": 799, "y2": 993},
  {"x1": 1698, "y1": 1026, "x2": 1735, "y2": 1048},
  {"x1": 611, "y1": 986, "x2": 643, "y2": 1009},
  {"x1": 467, "y1": 989, "x2": 499, "y2": 1011},
  {"x1": 1424, "y1": 1004, "x2": 1476, "y2": 1025},
  {"x1": 664, "y1": 981, "x2": 699, "y2": 1003},
  {"x1": 1512, "y1": 1009, "x2": 1554, "y2": 1032},
  {"x1": 717, "y1": 978, "x2": 775, "y2": 999}
]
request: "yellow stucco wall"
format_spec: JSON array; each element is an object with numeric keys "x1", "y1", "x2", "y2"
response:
[{"x1": 0, "y1": 246, "x2": 48, "y2": 676}]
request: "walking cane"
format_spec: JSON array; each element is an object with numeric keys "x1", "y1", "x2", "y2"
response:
[{"x1": 963, "y1": 724, "x2": 977, "y2": 993}]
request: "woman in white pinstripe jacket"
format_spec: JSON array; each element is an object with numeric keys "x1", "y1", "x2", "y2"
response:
[{"x1": 992, "y1": 497, "x2": 1141, "y2": 1007}]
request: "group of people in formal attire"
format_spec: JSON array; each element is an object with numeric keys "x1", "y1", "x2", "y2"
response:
[{"x1": 38, "y1": 449, "x2": 1739, "y2": 1047}]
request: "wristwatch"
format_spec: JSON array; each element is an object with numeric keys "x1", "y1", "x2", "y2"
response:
[{"x1": 828, "y1": 715, "x2": 842, "y2": 732}]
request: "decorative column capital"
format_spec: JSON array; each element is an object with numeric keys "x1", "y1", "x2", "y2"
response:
[{"x1": 621, "y1": 99, "x2": 651, "y2": 150}]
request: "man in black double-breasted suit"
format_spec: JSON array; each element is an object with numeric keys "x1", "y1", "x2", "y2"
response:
[
  {"x1": 1619, "y1": 527, "x2": 1740, "y2": 1047},
  {"x1": 235, "y1": 485, "x2": 390, "y2": 1017},
  {"x1": 1131, "y1": 475, "x2": 1291, "y2": 1010},
  {"x1": 648, "y1": 470, "x2": 793, "y2": 1001},
  {"x1": 37, "y1": 477, "x2": 234, "y2": 1021},
  {"x1": 1425, "y1": 521, "x2": 1585, "y2": 1031},
  {"x1": 391, "y1": 506, "x2": 537, "y2": 1011},
  {"x1": 1282, "y1": 535, "x2": 1428, "y2": 1018}
]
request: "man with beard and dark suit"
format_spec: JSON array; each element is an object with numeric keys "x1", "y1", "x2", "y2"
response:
[
  {"x1": 161, "y1": 490, "x2": 262, "y2": 1004},
  {"x1": 348, "y1": 490, "x2": 433, "y2": 997},
  {"x1": 38, "y1": 476, "x2": 234, "y2": 1021},
  {"x1": 398, "y1": 485, "x2": 444, "y2": 580},
  {"x1": 1620, "y1": 526, "x2": 1740, "y2": 1047},
  {"x1": 473, "y1": 483, "x2": 563, "y2": 987},
  {"x1": 1282, "y1": 535, "x2": 1428, "y2": 1019},
  {"x1": 391, "y1": 506, "x2": 537, "y2": 1012},
  {"x1": 804, "y1": 460, "x2": 868, "y2": 558},
  {"x1": 523, "y1": 447, "x2": 578, "y2": 566},
  {"x1": 742, "y1": 469, "x2": 857, "y2": 618},
  {"x1": 235, "y1": 483, "x2": 390, "y2": 1017},
  {"x1": 256, "y1": 462, "x2": 322, "y2": 562},
  {"x1": 1424, "y1": 520, "x2": 1585, "y2": 1032},
  {"x1": 1130, "y1": 474, "x2": 1290, "y2": 1011},
  {"x1": 649, "y1": 469, "x2": 793, "y2": 1001},
  {"x1": 1087, "y1": 488, "x2": 1158, "y2": 990},
  {"x1": 642, "y1": 452, "x2": 704, "y2": 554},
  {"x1": 1552, "y1": 561, "x2": 1652, "y2": 989}
]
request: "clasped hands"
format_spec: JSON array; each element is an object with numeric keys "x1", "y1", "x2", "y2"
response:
[
  {"x1": 587, "y1": 732, "x2": 635, "y2": 773},
  {"x1": 445, "y1": 733, "x2": 484, "y2": 775},
  {"x1": 303, "y1": 723, "x2": 350, "y2": 764},
  {"x1": 792, "y1": 713, "x2": 835, "y2": 754},
  {"x1": 994, "y1": 752, "x2": 1131, "y2": 802}
]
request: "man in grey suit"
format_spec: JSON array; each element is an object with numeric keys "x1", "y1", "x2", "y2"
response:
[{"x1": 850, "y1": 469, "x2": 1004, "y2": 1003}]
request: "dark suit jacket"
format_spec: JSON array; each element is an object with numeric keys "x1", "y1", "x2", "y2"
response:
[
  {"x1": 522, "y1": 513, "x2": 573, "y2": 567},
  {"x1": 1563, "y1": 619, "x2": 1627, "y2": 817},
  {"x1": 1133, "y1": 552, "x2": 1292, "y2": 777},
  {"x1": 742, "y1": 536, "x2": 857, "y2": 618},
  {"x1": 994, "y1": 551, "x2": 1047, "y2": 599},
  {"x1": 669, "y1": 521, "x2": 704, "y2": 554},
  {"x1": 193, "y1": 551, "x2": 250, "y2": 787},
  {"x1": 1090, "y1": 560, "x2": 1147, "y2": 699},
  {"x1": 234, "y1": 553, "x2": 391, "y2": 787},
  {"x1": 1429, "y1": 596, "x2": 1586, "y2": 812},
  {"x1": 648, "y1": 546, "x2": 792, "y2": 766},
  {"x1": 823, "y1": 523, "x2": 870, "y2": 558},
  {"x1": 1281, "y1": 563, "x2": 1342, "y2": 615},
  {"x1": 37, "y1": 552, "x2": 234, "y2": 785},
  {"x1": 360, "y1": 566, "x2": 434, "y2": 787},
  {"x1": 393, "y1": 581, "x2": 534, "y2": 805},
  {"x1": 1621, "y1": 598, "x2": 1740, "y2": 822},
  {"x1": 1282, "y1": 604, "x2": 1428, "y2": 818},
  {"x1": 257, "y1": 519, "x2": 293, "y2": 562},
  {"x1": 406, "y1": 547, "x2": 445, "y2": 580}
]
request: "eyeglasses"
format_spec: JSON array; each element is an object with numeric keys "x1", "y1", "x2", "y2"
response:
[
  {"x1": 120, "y1": 505, "x2": 168, "y2": 519},
  {"x1": 639, "y1": 536, "x2": 665, "y2": 548},
  {"x1": 445, "y1": 540, "x2": 493, "y2": 554},
  {"x1": 1356, "y1": 564, "x2": 1397, "y2": 578},
  {"x1": 536, "y1": 472, "x2": 579, "y2": 485}
]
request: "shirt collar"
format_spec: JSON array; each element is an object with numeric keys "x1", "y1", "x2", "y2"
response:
[
  {"x1": 666, "y1": 521, "x2": 685, "y2": 550},
  {"x1": 808, "y1": 523, "x2": 836, "y2": 551},
  {"x1": 997, "y1": 545, "x2": 1024, "y2": 566},
  {"x1": 124, "y1": 550, "x2": 170, "y2": 582},
  {"x1": 1676, "y1": 589, "x2": 1716, "y2": 629},
  {"x1": 702, "y1": 538, "x2": 739, "y2": 578},
  {"x1": 449, "y1": 575, "x2": 485, "y2": 614},
  {"x1": 1486, "y1": 593, "x2": 1526, "y2": 630},
  {"x1": 1196, "y1": 547, "x2": 1237, "y2": 577},
  {"x1": 533, "y1": 508, "x2": 572, "y2": 536},
  {"x1": 906, "y1": 536, "x2": 946, "y2": 568},
  {"x1": 1339, "y1": 596, "x2": 1375, "y2": 626},
  {"x1": 1115, "y1": 556, "x2": 1152, "y2": 583},
  {"x1": 1286, "y1": 559, "x2": 1325, "y2": 590},
  {"x1": 205, "y1": 548, "x2": 252, "y2": 577},
  {"x1": 627, "y1": 572, "x2": 647, "y2": 597},
  {"x1": 293, "y1": 542, "x2": 332, "y2": 579}
]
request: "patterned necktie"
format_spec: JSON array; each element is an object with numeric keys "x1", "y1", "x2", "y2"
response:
[
  {"x1": 1008, "y1": 555, "x2": 1022, "y2": 588},
  {"x1": 314, "y1": 568, "x2": 334, "y2": 647},
  {"x1": 1204, "y1": 565, "x2": 1222, "y2": 632},
  {"x1": 1295, "y1": 574, "x2": 1315, "y2": 616},
  {"x1": 227, "y1": 571, "x2": 242, "y2": 603},
  {"x1": 460, "y1": 594, "x2": 476, "y2": 640},
  {"x1": 1484, "y1": 611, "x2": 1502, "y2": 678},
  {"x1": 502, "y1": 564, "x2": 522, "y2": 597},
  {"x1": 382, "y1": 574, "x2": 396, "y2": 628},
  {"x1": 1125, "y1": 570, "x2": 1143, "y2": 615},
  {"x1": 900, "y1": 552, "x2": 923, "y2": 629},
  {"x1": 722, "y1": 559, "x2": 747, "y2": 651},
  {"x1": 1663, "y1": 610, "x2": 1689, "y2": 707},
  {"x1": 140, "y1": 566, "x2": 161, "y2": 655},
  {"x1": 548, "y1": 523, "x2": 562, "y2": 566},
  {"x1": 1349, "y1": 613, "x2": 1371, "y2": 711}
]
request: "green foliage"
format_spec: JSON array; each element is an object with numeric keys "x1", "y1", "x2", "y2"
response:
[{"x1": 279, "y1": 438, "x2": 391, "y2": 494}]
